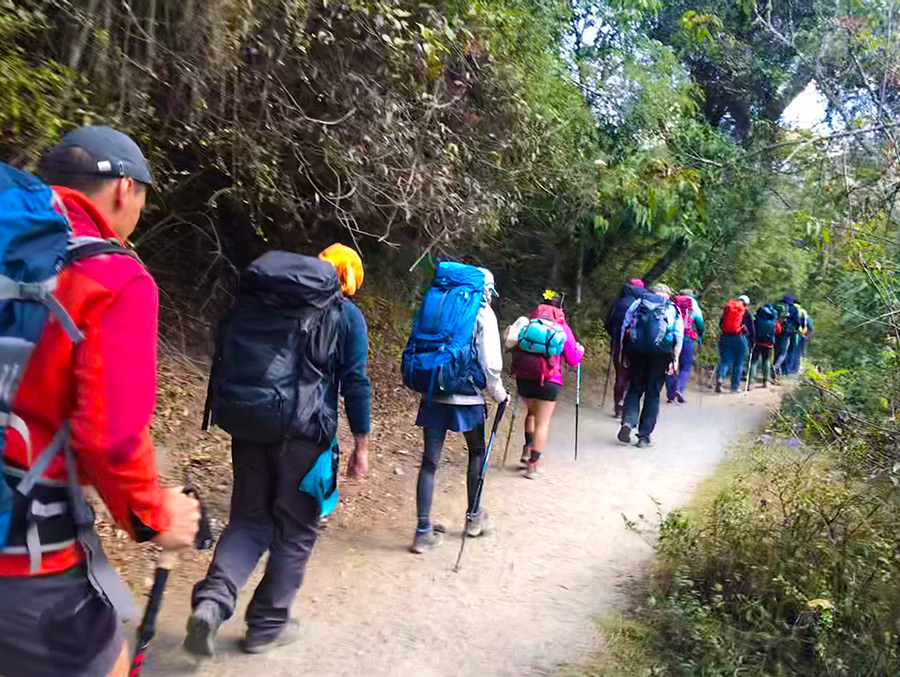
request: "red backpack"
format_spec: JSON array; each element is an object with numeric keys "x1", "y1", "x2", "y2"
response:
[
  {"x1": 674, "y1": 295, "x2": 697, "y2": 341},
  {"x1": 512, "y1": 304, "x2": 566, "y2": 385},
  {"x1": 721, "y1": 299, "x2": 745, "y2": 335}
]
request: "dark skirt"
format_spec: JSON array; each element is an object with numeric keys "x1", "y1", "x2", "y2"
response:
[{"x1": 415, "y1": 402, "x2": 485, "y2": 433}]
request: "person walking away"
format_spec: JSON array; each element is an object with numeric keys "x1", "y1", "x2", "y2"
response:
[
  {"x1": 618, "y1": 284, "x2": 684, "y2": 448},
  {"x1": 604, "y1": 279, "x2": 645, "y2": 418},
  {"x1": 716, "y1": 294, "x2": 755, "y2": 393},
  {"x1": 750, "y1": 304, "x2": 778, "y2": 387},
  {"x1": 666, "y1": 294, "x2": 698, "y2": 404},
  {"x1": 774, "y1": 295, "x2": 801, "y2": 377},
  {"x1": 401, "y1": 264, "x2": 507, "y2": 554},
  {"x1": 512, "y1": 290, "x2": 585, "y2": 477},
  {"x1": 0, "y1": 127, "x2": 200, "y2": 677},
  {"x1": 790, "y1": 303, "x2": 811, "y2": 374},
  {"x1": 187, "y1": 246, "x2": 371, "y2": 656}
]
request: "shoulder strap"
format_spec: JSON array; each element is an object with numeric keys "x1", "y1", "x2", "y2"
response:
[{"x1": 66, "y1": 238, "x2": 141, "y2": 266}]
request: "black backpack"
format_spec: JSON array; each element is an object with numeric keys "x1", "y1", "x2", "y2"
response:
[{"x1": 203, "y1": 252, "x2": 344, "y2": 445}]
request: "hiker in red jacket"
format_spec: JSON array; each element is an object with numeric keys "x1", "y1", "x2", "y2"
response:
[{"x1": 0, "y1": 127, "x2": 199, "y2": 677}]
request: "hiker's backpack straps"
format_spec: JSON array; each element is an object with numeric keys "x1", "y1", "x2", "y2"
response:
[
  {"x1": 401, "y1": 262, "x2": 486, "y2": 402},
  {"x1": 0, "y1": 163, "x2": 75, "y2": 551},
  {"x1": 208, "y1": 252, "x2": 344, "y2": 445},
  {"x1": 627, "y1": 296, "x2": 676, "y2": 356}
]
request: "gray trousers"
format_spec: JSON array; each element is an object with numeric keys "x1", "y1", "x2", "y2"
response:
[{"x1": 192, "y1": 437, "x2": 322, "y2": 639}]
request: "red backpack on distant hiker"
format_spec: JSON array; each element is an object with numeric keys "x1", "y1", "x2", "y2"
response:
[
  {"x1": 512, "y1": 304, "x2": 566, "y2": 385},
  {"x1": 674, "y1": 295, "x2": 697, "y2": 341},
  {"x1": 721, "y1": 299, "x2": 745, "y2": 335}
]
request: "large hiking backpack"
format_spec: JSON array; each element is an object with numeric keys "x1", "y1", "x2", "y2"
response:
[
  {"x1": 0, "y1": 163, "x2": 139, "y2": 607},
  {"x1": 721, "y1": 299, "x2": 745, "y2": 335},
  {"x1": 625, "y1": 296, "x2": 676, "y2": 356},
  {"x1": 755, "y1": 305, "x2": 777, "y2": 345},
  {"x1": 401, "y1": 262, "x2": 486, "y2": 400},
  {"x1": 512, "y1": 304, "x2": 566, "y2": 384},
  {"x1": 204, "y1": 252, "x2": 344, "y2": 445},
  {"x1": 674, "y1": 295, "x2": 697, "y2": 341}
]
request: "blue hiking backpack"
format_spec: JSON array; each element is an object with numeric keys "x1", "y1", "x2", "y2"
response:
[
  {"x1": 626, "y1": 296, "x2": 676, "y2": 356},
  {"x1": 401, "y1": 262, "x2": 486, "y2": 400},
  {"x1": 0, "y1": 162, "x2": 136, "y2": 589}
]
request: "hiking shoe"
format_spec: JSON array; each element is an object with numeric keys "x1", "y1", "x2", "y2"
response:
[
  {"x1": 519, "y1": 445, "x2": 531, "y2": 468},
  {"x1": 666, "y1": 397, "x2": 675, "y2": 404},
  {"x1": 617, "y1": 424, "x2": 635, "y2": 445},
  {"x1": 524, "y1": 458, "x2": 540, "y2": 479},
  {"x1": 242, "y1": 618, "x2": 301, "y2": 654},
  {"x1": 465, "y1": 511, "x2": 494, "y2": 537},
  {"x1": 184, "y1": 601, "x2": 222, "y2": 658},
  {"x1": 675, "y1": 392, "x2": 686, "y2": 404},
  {"x1": 410, "y1": 526, "x2": 445, "y2": 554},
  {"x1": 635, "y1": 437, "x2": 651, "y2": 449},
  {"x1": 714, "y1": 383, "x2": 723, "y2": 394}
]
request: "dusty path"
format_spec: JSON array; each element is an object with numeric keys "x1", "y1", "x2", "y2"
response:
[{"x1": 146, "y1": 384, "x2": 776, "y2": 676}]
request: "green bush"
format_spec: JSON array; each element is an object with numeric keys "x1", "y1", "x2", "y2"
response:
[{"x1": 629, "y1": 374, "x2": 900, "y2": 676}]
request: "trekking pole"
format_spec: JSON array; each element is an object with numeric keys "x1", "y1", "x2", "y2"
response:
[
  {"x1": 455, "y1": 398, "x2": 508, "y2": 573},
  {"x1": 500, "y1": 388, "x2": 518, "y2": 469},
  {"x1": 130, "y1": 478, "x2": 213, "y2": 676},
  {"x1": 575, "y1": 364, "x2": 582, "y2": 461},
  {"x1": 745, "y1": 345, "x2": 754, "y2": 393},
  {"x1": 600, "y1": 351, "x2": 612, "y2": 411}
]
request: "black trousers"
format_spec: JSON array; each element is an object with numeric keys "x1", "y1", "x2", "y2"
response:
[
  {"x1": 622, "y1": 353, "x2": 670, "y2": 440},
  {"x1": 192, "y1": 437, "x2": 322, "y2": 638}
]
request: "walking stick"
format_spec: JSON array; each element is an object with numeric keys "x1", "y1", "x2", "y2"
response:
[
  {"x1": 455, "y1": 398, "x2": 507, "y2": 573},
  {"x1": 130, "y1": 478, "x2": 213, "y2": 676},
  {"x1": 500, "y1": 388, "x2": 518, "y2": 469},
  {"x1": 745, "y1": 344, "x2": 755, "y2": 393},
  {"x1": 575, "y1": 364, "x2": 582, "y2": 461},
  {"x1": 600, "y1": 351, "x2": 613, "y2": 411}
]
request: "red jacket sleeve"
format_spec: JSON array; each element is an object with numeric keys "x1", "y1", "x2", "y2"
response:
[{"x1": 69, "y1": 272, "x2": 170, "y2": 540}]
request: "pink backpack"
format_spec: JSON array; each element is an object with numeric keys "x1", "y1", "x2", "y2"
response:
[
  {"x1": 674, "y1": 295, "x2": 698, "y2": 341},
  {"x1": 512, "y1": 304, "x2": 565, "y2": 385}
]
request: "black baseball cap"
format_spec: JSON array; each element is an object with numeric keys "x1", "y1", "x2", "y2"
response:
[{"x1": 40, "y1": 125, "x2": 153, "y2": 186}]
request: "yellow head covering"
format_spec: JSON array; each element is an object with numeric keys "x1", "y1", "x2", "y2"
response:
[{"x1": 319, "y1": 243, "x2": 364, "y2": 296}]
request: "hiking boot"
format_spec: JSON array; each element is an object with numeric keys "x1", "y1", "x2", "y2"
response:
[
  {"x1": 714, "y1": 382, "x2": 723, "y2": 394},
  {"x1": 242, "y1": 618, "x2": 301, "y2": 654},
  {"x1": 410, "y1": 525, "x2": 445, "y2": 554},
  {"x1": 666, "y1": 397, "x2": 675, "y2": 404},
  {"x1": 465, "y1": 511, "x2": 494, "y2": 537},
  {"x1": 675, "y1": 392, "x2": 686, "y2": 404},
  {"x1": 519, "y1": 444, "x2": 531, "y2": 468},
  {"x1": 525, "y1": 458, "x2": 540, "y2": 479},
  {"x1": 184, "y1": 601, "x2": 223, "y2": 658},
  {"x1": 635, "y1": 437, "x2": 651, "y2": 449},
  {"x1": 617, "y1": 423, "x2": 634, "y2": 445}
]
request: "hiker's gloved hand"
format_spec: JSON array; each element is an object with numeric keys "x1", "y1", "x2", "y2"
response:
[
  {"x1": 347, "y1": 435, "x2": 370, "y2": 478},
  {"x1": 152, "y1": 487, "x2": 201, "y2": 551}
]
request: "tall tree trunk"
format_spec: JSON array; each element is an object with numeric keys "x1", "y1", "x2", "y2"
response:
[{"x1": 642, "y1": 237, "x2": 688, "y2": 286}]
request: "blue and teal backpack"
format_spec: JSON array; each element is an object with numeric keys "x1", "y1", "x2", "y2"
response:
[{"x1": 401, "y1": 262, "x2": 486, "y2": 401}]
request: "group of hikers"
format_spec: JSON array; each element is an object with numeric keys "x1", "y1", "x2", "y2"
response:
[
  {"x1": 0, "y1": 125, "x2": 814, "y2": 677},
  {"x1": 604, "y1": 281, "x2": 813, "y2": 448}
]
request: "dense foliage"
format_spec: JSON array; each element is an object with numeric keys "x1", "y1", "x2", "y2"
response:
[{"x1": 6, "y1": 1, "x2": 900, "y2": 673}]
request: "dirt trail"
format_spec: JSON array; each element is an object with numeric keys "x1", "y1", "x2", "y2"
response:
[{"x1": 146, "y1": 384, "x2": 776, "y2": 676}]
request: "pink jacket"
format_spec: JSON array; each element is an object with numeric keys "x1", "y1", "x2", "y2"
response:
[{"x1": 526, "y1": 304, "x2": 584, "y2": 386}]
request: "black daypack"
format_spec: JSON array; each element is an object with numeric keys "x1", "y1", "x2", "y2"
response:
[{"x1": 203, "y1": 252, "x2": 344, "y2": 445}]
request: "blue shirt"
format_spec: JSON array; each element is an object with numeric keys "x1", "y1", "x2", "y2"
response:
[{"x1": 326, "y1": 300, "x2": 372, "y2": 435}]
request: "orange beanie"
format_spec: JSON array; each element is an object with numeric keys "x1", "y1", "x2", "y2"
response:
[{"x1": 319, "y1": 243, "x2": 364, "y2": 296}]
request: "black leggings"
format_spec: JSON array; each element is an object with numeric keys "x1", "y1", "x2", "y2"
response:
[{"x1": 416, "y1": 425, "x2": 485, "y2": 530}]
